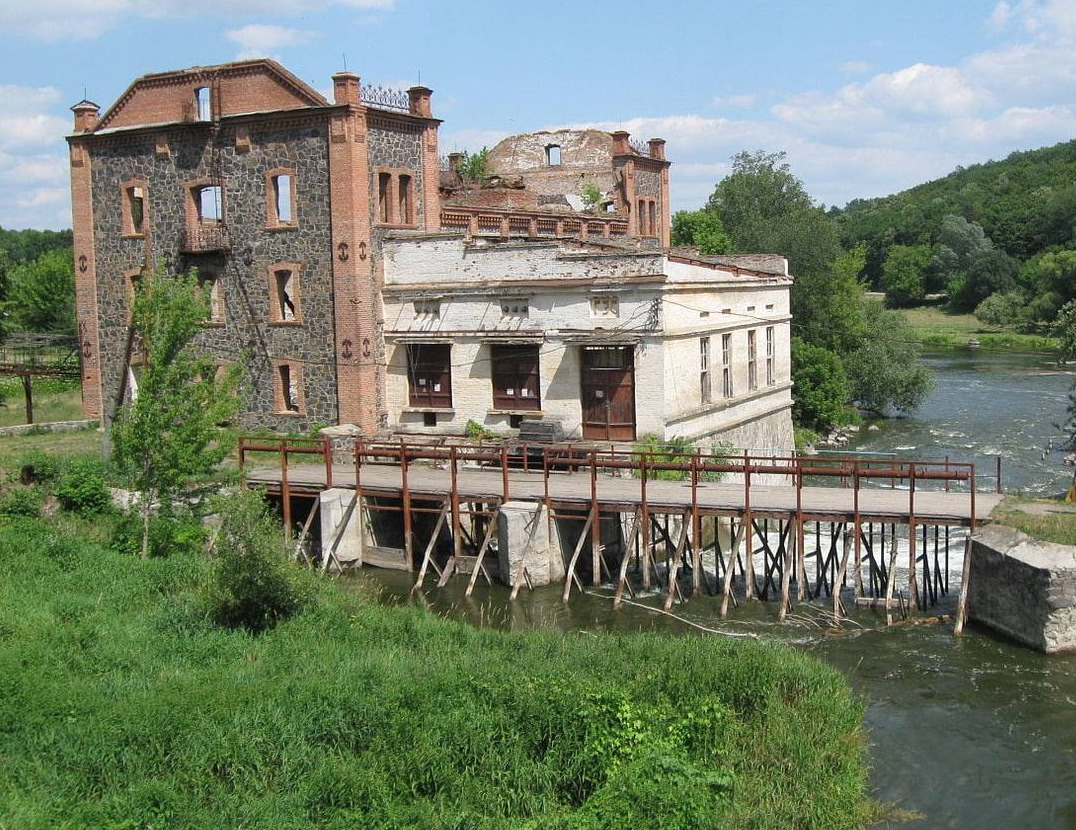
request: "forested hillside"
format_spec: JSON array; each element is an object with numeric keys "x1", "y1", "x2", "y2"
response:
[{"x1": 832, "y1": 139, "x2": 1076, "y2": 321}]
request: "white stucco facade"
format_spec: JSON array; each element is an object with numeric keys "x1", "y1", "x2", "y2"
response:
[{"x1": 380, "y1": 234, "x2": 794, "y2": 452}]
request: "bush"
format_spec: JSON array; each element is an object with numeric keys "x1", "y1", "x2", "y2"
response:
[
  {"x1": 0, "y1": 486, "x2": 44, "y2": 518},
  {"x1": 110, "y1": 510, "x2": 207, "y2": 559},
  {"x1": 16, "y1": 449, "x2": 63, "y2": 486},
  {"x1": 55, "y1": 458, "x2": 111, "y2": 516},
  {"x1": 206, "y1": 490, "x2": 308, "y2": 633}
]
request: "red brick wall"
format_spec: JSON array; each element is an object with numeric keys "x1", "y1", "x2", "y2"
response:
[{"x1": 68, "y1": 140, "x2": 103, "y2": 418}]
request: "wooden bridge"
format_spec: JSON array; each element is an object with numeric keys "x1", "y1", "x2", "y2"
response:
[
  {"x1": 239, "y1": 436, "x2": 1003, "y2": 630},
  {"x1": 0, "y1": 333, "x2": 81, "y2": 424}
]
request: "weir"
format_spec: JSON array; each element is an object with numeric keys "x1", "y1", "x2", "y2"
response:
[{"x1": 239, "y1": 436, "x2": 1003, "y2": 628}]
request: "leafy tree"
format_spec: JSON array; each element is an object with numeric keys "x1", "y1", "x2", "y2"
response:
[
  {"x1": 975, "y1": 291, "x2": 1028, "y2": 330},
  {"x1": 790, "y1": 338, "x2": 851, "y2": 429},
  {"x1": 0, "y1": 226, "x2": 73, "y2": 264},
  {"x1": 670, "y1": 209, "x2": 731, "y2": 254},
  {"x1": 1054, "y1": 299, "x2": 1076, "y2": 366},
  {"x1": 581, "y1": 180, "x2": 603, "y2": 211},
  {"x1": 792, "y1": 243, "x2": 868, "y2": 354},
  {"x1": 111, "y1": 267, "x2": 240, "y2": 558},
  {"x1": 7, "y1": 248, "x2": 75, "y2": 334},
  {"x1": 932, "y1": 215, "x2": 1018, "y2": 312},
  {"x1": 842, "y1": 300, "x2": 934, "y2": 414},
  {"x1": 880, "y1": 244, "x2": 931, "y2": 307},
  {"x1": 460, "y1": 147, "x2": 491, "y2": 183},
  {"x1": 706, "y1": 150, "x2": 812, "y2": 237}
]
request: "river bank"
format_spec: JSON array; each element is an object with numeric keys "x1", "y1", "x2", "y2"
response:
[{"x1": 894, "y1": 304, "x2": 1056, "y2": 353}]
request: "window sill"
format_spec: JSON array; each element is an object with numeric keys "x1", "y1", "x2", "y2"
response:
[
  {"x1": 269, "y1": 320, "x2": 304, "y2": 327},
  {"x1": 488, "y1": 409, "x2": 542, "y2": 416},
  {"x1": 122, "y1": 232, "x2": 146, "y2": 240},
  {"x1": 274, "y1": 410, "x2": 305, "y2": 417},
  {"x1": 265, "y1": 223, "x2": 298, "y2": 233},
  {"x1": 403, "y1": 406, "x2": 454, "y2": 414},
  {"x1": 376, "y1": 222, "x2": 419, "y2": 230}
]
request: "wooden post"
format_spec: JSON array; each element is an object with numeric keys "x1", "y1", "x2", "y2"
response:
[
  {"x1": 464, "y1": 517, "x2": 498, "y2": 597},
  {"x1": 413, "y1": 504, "x2": 449, "y2": 592},
  {"x1": 280, "y1": 439, "x2": 292, "y2": 540},
  {"x1": 450, "y1": 446, "x2": 462, "y2": 563},
  {"x1": 743, "y1": 456, "x2": 757, "y2": 601},
  {"x1": 323, "y1": 436, "x2": 333, "y2": 488},
  {"x1": 908, "y1": 464, "x2": 920, "y2": 611},
  {"x1": 720, "y1": 520, "x2": 746, "y2": 618},
  {"x1": 21, "y1": 375, "x2": 33, "y2": 424},
  {"x1": 590, "y1": 451, "x2": 601, "y2": 587},
  {"x1": 955, "y1": 463, "x2": 978, "y2": 635},
  {"x1": 641, "y1": 454, "x2": 651, "y2": 590},
  {"x1": 796, "y1": 458, "x2": 807, "y2": 601},
  {"x1": 613, "y1": 509, "x2": 642, "y2": 609},
  {"x1": 778, "y1": 518, "x2": 795, "y2": 621},
  {"x1": 401, "y1": 441, "x2": 413, "y2": 571},
  {"x1": 691, "y1": 451, "x2": 702, "y2": 596},
  {"x1": 663, "y1": 511, "x2": 690, "y2": 611},
  {"x1": 562, "y1": 509, "x2": 595, "y2": 603}
]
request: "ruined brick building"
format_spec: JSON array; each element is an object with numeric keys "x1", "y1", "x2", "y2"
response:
[{"x1": 70, "y1": 59, "x2": 792, "y2": 450}]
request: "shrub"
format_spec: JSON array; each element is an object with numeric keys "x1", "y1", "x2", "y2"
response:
[
  {"x1": 16, "y1": 449, "x2": 63, "y2": 486},
  {"x1": 55, "y1": 458, "x2": 111, "y2": 516},
  {"x1": 0, "y1": 486, "x2": 44, "y2": 518},
  {"x1": 110, "y1": 510, "x2": 207, "y2": 559},
  {"x1": 206, "y1": 490, "x2": 308, "y2": 633}
]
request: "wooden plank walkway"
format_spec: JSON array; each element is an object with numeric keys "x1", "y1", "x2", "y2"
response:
[{"x1": 246, "y1": 461, "x2": 1001, "y2": 526}]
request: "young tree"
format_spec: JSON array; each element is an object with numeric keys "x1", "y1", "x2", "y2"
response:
[
  {"x1": 111, "y1": 267, "x2": 240, "y2": 557},
  {"x1": 790, "y1": 338, "x2": 851, "y2": 429},
  {"x1": 881, "y1": 244, "x2": 931, "y2": 307},
  {"x1": 842, "y1": 299, "x2": 934, "y2": 414},
  {"x1": 670, "y1": 209, "x2": 731, "y2": 254}
]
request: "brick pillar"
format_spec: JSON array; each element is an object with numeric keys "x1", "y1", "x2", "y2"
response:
[
  {"x1": 409, "y1": 86, "x2": 441, "y2": 232},
  {"x1": 649, "y1": 139, "x2": 671, "y2": 248},
  {"x1": 611, "y1": 132, "x2": 637, "y2": 238},
  {"x1": 68, "y1": 136, "x2": 103, "y2": 419},
  {"x1": 327, "y1": 93, "x2": 380, "y2": 432}
]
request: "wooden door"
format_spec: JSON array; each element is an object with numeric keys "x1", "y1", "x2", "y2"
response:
[{"x1": 580, "y1": 346, "x2": 636, "y2": 441}]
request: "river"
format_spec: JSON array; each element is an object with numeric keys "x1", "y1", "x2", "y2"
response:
[{"x1": 348, "y1": 348, "x2": 1076, "y2": 828}]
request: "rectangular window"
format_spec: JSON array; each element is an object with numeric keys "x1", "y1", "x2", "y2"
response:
[
  {"x1": 700, "y1": 337, "x2": 711, "y2": 404},
  {"x1": 491, "y1": 345, "x2": 541, "y2": 411},
  {"x1": 198, "y1": 185, "x2": 222, "y2": 222},
  {"x1": 378, "y1": 172, "x2": 391, "y2": 223},
  {"x1": 546, "y1": 145, "x2": 561, "y2": 166},
  {"x1": 748, "y1": 330, "x2": 758, "y2": 391},
  {"x1": 637, "y1": 199, "x2": 647, "y2": 235},
  {"x1": 649, "y1": 201, "x2": 657, "y2": 237},
  {"x1": 125, "y1": 185, "x2": 145, "y2": 234},
  {"x1": 398, "y1": 173, "x2": 413, "y2": 225},
  {"x1": 276, "y1": 363, "x2": 303, "y2": 414},
  {"x1": 722, "y1": 333, "x2": 733, "y2": 398},
  {"x1": 590, "y1": 295, "x2": 619, "y2": 318},
  {"x1": 195, "y1": 87, "x2": 211, "y2": 121},
  {"x1": 407, "y1": 343, "x2": 452, "y2": 408},
  {"x1": 273, "y1": 269, "x2": 298, "y2": 322},
  {"x1": 766, "y1": 326, "x2": 775, "y2": 386},
  {"x1": 273, "y1": 174, "x2": 293, "y2": 224}
]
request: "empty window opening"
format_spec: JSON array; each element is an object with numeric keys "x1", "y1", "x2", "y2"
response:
[
  {"x1": 491, "y1": 345, "x2": 540, "y2": 411},
  {"x1": 546, "y1": 145, "x2": 561, "y2": 166},
  {"x1": 423, "y1": 411, "x2": 438, "y2": 427},
  {"x1": 407, "y1": 343, "x2": 452, "y2": 408},
  {"x1": 278, "y1": 364, "x2": 300, "y2": 412},
  {"x1": 765, "y1": 303, "x2": 774, "y2": 311},
  {"x1": 766, "y1": 326, "x2": 776, "y2": 386},
  {"x1": 722, "y1": 333, "x2": 733, "y2": 398},
  {"x1": 637, "y1": 199, "x2": 647, "y2": 235},
  {"x1": 378, "y1": 173, "x2": 391, "y2": 223},
  {"x1": 275, "y1": 270, "x2": 297, "y2": 322},
  {"x1": 273, "y1": 174, "x2": 293, "y2": 223},
  {"x1": 700, "y1": 336, "x2": 711, "y2": 404},
  {"x1": 748, "y1": 330, "x2": 758, "y2": 391},
  {"x1": 195, "y1": 87, "x2": 211, "y2": 121},
  {"x1": 398, "y1": 174, "x2": 412, "y2": 224},
  {"x1": 127, "y1": 186, "x2": 145, "y2": 233},
  {"x1": 648, "y1": 201, "x2": 657, "y2": 237},
  {"x1": 197, "y1": 186, "x2": 222, "y2": 222}
]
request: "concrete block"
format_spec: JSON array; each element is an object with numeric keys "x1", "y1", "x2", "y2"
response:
[
  {"x1": 497, "y1": 501, "x2": 563, "y2": 587},
  {"x1": 320, "y1": 488, "x2": 362, "y2": 564},
  {"x1": 968, "y1": 524, "x2": 1076, "y2": 654}
]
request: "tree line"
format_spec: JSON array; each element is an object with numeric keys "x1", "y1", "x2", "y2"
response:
[
  {"x1": 673, "y1": 150, "x2": 933, "y2": 433},
  {"x1": 0, "y1": 227, "x2": 75, "y2": 341}
]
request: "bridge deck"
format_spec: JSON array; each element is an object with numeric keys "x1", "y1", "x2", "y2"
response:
[{"x1": 246, "y1": 461, "x2": 1001, "y2": 526}]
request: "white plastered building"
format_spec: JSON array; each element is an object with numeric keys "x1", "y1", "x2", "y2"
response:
[{"x1": 380, "y1": 233, "x2": 795, "y2": 451}]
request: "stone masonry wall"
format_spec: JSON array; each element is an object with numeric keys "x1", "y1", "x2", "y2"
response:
[
  {"x1": 87, "y1": 116, "x2": 339, "y2": 431},
  {"x1": 968, "y1": 523, "x2": 1076, "y2": 653}
]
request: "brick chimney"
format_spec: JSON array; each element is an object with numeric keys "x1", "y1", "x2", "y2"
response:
[
  {"x1": 71, "y1": 100, "x2": 100, "y2": 133},
  {"x1": 408, "y1": 86, "x2": 433, "y2": 118},
  {"x1": 611, "y1": 130, "x2": 631, "y2": 155},
  {"x1": 647, "y1": 138, "x2": 666, "y2": 160},
  {"x1": 332, "y1": 72, "x2": 361, "y2": 106},
  {"x1": 448, "y1": 152, "x2": 465, "y2": 173}
]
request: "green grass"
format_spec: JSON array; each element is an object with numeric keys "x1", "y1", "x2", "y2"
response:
[
  {"x1": 894, "y1": 305, "x2": 1057, "y2": 353},
  {"x1": 0, "y1": 376, "x2": 86, "y2": 428},
  {"x1": 0, "y1": 512, "x2": 871, "y2": 829},
  {"x1": 992, "y1": 496, "x2": 1076, "y2": 546}
]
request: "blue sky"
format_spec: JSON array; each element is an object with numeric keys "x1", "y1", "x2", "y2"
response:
[{"x1": 4, "y1": 0, "x2": 1076, "y2": 230}]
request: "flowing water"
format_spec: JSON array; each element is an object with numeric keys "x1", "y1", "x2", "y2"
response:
[{"x1": 346, "y1": 349, "x2": 1076, "y2": 828}]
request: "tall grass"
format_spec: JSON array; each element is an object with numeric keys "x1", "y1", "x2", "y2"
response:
[{"x1": 0, "y1": 514, "x2": 870, "y2": 829}]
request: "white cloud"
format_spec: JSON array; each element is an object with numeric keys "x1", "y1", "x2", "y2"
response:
[
  {"x1": 0, "y1": 0, "x2": 397, "y2": 41},
  {"x1": 711, "y1": 93, "x2": 756, "y2": 109},
  {"x1": 226, "y1": 24, "x2": 314, "y2": 60}
]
